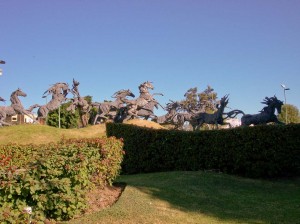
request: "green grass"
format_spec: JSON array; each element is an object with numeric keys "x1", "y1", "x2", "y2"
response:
[
  {"x1": 1, "y1": 124, "x2": 299, "y2": 223},
  {"x1": 0, "y1": 124, "x2": 106, "y2": 145},
  {"x1": 68, "y1": 171, "x2": 300, "y2": 224}
]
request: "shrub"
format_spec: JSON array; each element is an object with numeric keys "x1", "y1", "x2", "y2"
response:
[
  {"x1": 0, "y1": 136, "x2": 124, "y2": 223},
  {"x1": 106, "y1": 123, "x2": 300, "y2": 178}
]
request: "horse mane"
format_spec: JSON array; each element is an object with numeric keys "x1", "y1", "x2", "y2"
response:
[
  {"x1": 139, "y1": 81, "x2": 153, "y2": 88},
  {"x1": 112, "y1": 89, "x2": 130, "y2": 98},
  {"x1": 261, "y1": 96, "x2": 280, "y2": 105}
]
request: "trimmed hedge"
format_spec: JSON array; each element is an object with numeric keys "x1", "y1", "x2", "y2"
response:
[
  {"x1": 0, "y1": 137, "x2": 124, "y2": 223},
  {"x1": 106, "y1": 123, "x2": 300, "y2": 178}
]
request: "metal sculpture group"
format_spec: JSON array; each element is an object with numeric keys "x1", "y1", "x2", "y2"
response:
[{"x1": 0, "y1": 79, "x2": 285, "y2": 129}]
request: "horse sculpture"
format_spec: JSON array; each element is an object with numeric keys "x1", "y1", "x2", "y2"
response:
[
  {"x1": 116, "y1": 96, "x2": 164, "y2": 123},
  {"x1": 193, "y1": 95, "x2": 229, "y2": 130},
  {"x1": 120, "y1": 81, "x2": 163, "y2": 121},
  {"x1": 35, "y1": 82, "x2": 70, "y2": 119},
  {"x1": 152, "y1": 100, "x2": 184, "y2": 129},
  {"x1": 92, "y1": 89, "x2": 135, "y2": 124},
  {"x1": 66, "y1": 79, "x2": 91, "y2": 127},
  {"x1": 0, "y1": 88, "x2": 37, "y2": 126},
  {"x1": 241, "y1": 96, "x2": 283, "y2": 126},
  {"x1": 135, "y1": 98, "x2": 161, "y2": 120}
]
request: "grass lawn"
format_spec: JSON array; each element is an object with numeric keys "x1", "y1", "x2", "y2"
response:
[
  {"x1": 68, "y1": 171, "x2": 300, "y2": 224},
  {"x1": 0, "y1": 124, "x2": 106, "y2": 145}
]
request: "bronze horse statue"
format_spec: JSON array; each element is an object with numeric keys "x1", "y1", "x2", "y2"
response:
[
  {"x1": 193, "y1": 95, "x2": 229, "y2": 130},
  {"x1": 66, "y1": 79, "x2": 91, "y2": 127},
  {"x1": 92, "y1": 89, "x2": 135, "y2": 124},
  {"x1": 34, "y1": 82, "x2": 70, "y2": 119},
  {"x1": 120, "y1": 81, "x2": 164, "y2": 121},
  {"x1": 115, "y1": 96, "x2": 164, "y2": 122},
  {"x1": 0, "y1": 88, "x2": 37, "y2": 126},
  {"x1": 241, "y1": 96, "x2": 283, "y2": 126},
  {"x1": 152, "y1": 100, "x2": 190, "y2": 130}
]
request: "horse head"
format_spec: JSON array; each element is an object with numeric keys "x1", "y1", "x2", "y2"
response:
[
  {"x1": 261, "y1": 96, "x2": 283, "y2": 114},
  {"x1": 113, "y1": 89, "x2": 135, "y2": 99},
  {"x1": 13, "y1": 88, "x2": 27, "y2": 97},
  {"x1": 165, "y1": 100, "x2": 181, "y2": 112},
  {"x1": 125, "y1": 89, "x2": 135, "y2": 98},
  {"x1": 140, "y1": 81, "x2": 154, "y2": 91},
  {"x1": 43, "y1": 82, "x2": 70, "y2": 98},
  {"x1": 219, "y1": 94, "x2": 229, "y2": 108}
]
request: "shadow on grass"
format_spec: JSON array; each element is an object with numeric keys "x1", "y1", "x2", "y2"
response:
[{"x1": 118, "y1": 171, "x2": 300, "y2": 224}]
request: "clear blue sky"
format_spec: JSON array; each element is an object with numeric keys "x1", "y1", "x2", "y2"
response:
[{"x1": 1, "y1": 0, "x2": 299, "y2": 116}]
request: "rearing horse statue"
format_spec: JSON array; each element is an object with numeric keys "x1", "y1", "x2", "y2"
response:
[
  {"x1": 0, "y1": 88, "x2": 36, "y2": 126},
  {"x1": 66, "y1": 79, "x2": 91, "y2": 127},
  {"x1": 120, "y1": 81, "x2": 163, "y2": 121},
  {"x1": 193, "y1": 95, "x2": 229, "y2": 130},
  {"x1": 35, "y1": 82, "x2": 70, "y2": 119}
]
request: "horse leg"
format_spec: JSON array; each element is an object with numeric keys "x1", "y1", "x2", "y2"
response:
[
  {"x1": 93, "y1": 114, "x2": 100, "y2": 125},
  {"x1": 195, "y1": 120, "x2": 203, "y2": 131},
  {"x1": 38, "y1": 106, "x2": 49, "y2": 119},
  {"x1": 83, "y1": 114, "x2": 88, "y2": 127},
  {"x1": 0, "y1": 114, "x2": 11, "y2": 126},
  {"x1": 124, "y1": 108, "x2": 136, "y2": 121}
]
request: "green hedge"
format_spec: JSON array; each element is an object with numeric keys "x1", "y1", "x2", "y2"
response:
[
  {"x1": 0, "y1": 137, "x2": 124, "y2": 223},
  {"x1": 106, "y1": 123, "x2": 300, "y2": 178}
]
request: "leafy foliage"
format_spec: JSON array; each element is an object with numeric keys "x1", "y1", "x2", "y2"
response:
[
  {"x1": 47, "y1": 101, "x2": 80, "y2": 128},
  {"x1": 0, "y1": 137, "x2": 124, "y2": 222},
  {"x1": 180, "y1": 85, "x2": 218, "y2": 113},
  {"x1": 278, "y1": 104, "x2": 300, "y2": 124}
]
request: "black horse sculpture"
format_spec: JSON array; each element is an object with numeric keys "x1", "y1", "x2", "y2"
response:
[
  {"x1": 193, "y1": 95, "x2": 229, "y2": 130},
  {"x1": 241, "y1": 96, "x2": 283, "y2": 126}
]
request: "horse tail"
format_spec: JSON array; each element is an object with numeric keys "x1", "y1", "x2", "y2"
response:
[
  {"x1": 224, "y1": 110, "x2": 245, "y2": 118},
  {"x1": 27, "y1": 104, "x2": 41, "y2": 112}
]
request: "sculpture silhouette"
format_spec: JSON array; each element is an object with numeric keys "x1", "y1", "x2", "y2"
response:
[
  {"x1": 241, "y1": 96, "x2": 283, "y2": 126},
  {"x1": 193, "y1": 95, "x2": 229, "y2": 130}
]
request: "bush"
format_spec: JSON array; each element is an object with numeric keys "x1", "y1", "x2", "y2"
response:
[
  {"x1": 0, "y1": 137, "x2": 124, "y2": 223},
  {"x1": 106, "y1": 123, "x2": 300, "y2": 178}
]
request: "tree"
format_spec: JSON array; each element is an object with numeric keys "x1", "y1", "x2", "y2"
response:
[
  {"x1": 198, "y1": 85, "x2": 217, "y2": 113},
  {"x1": 47, "y1": 101, "x2": 80, "y2": 128},
  {"x1": 181, "y1": 87, "x2": 198, "y2": 112},
  {"x1": 180, "y1": 85, "x2": 218, "y2": 113},
  {"x1": 278, "y1": 104, "x2": 300, "y2": 124}
]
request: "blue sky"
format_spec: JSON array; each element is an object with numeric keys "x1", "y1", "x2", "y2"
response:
[{"x1": 1, "y1": 0, "x2": 299, "y2": 116}]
